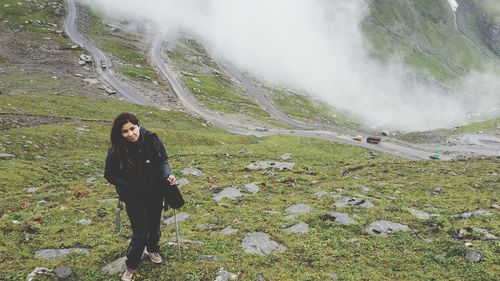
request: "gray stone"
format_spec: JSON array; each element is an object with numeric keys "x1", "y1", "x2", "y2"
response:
[
  {"x1": 213, "y1": 187, "x2": 243, "y2": 202},
  {"x1": 220, "y1": 226, "x2": 238, "y2": 235},
  {"x1": 465, "y1": 249, "x2": 483, "y2": 262},
  {"x1": 181, "y1": 167, "x2": 203, "y2": 176},
  {"x1": 75, "y1": 127, "x2": 89, "y2": 133},
  {"x1": 285, "y1": 213, "x2": 301, "y2": 220},
  {"x1": 452, "y1": 209, "x2": 492, "y2": 219},
  {"x1": 36, "y1": 200, "x2": 47, "y2": 205},
  {"x1": 177, "y1": 178, "x2": 189, "y2": 188},
  {"x1": 54, "y1": 267, "x2": 72, "y2": 279},
  {"x1": 281, "y1": 153, "x2": 292, "y2": 160},
  {"x1": 214, "y1": 268, "x2": 238, "y2": 281},
  {"x1": 83, "y1": 78, "x2": 99, "y2": 84},
  {"x1": 86, "y1": 177, "x2": 97, "y2": 184},
  {"x1": 315, "y1": 191, "x2": 328, "y2": 198},
  {"x1": 431, "y1": 187, "x2": 443, "y2": 196},
  {"x1": 97, "y1": 198, "x2": 118, "y2": 204},
  {"x1": 26, "y1": 267, "x2": 54, "y2": 281},
  {"x1": 366, "y1": 220, "x2": 411, "y2": 236},
  {"x1": 246, "y1": 161, "x2": 295, "y2": 171},
  {"x1": 163, "y1": 212, "x2": 190, "y2": 225},
  {"x1": 191, "y1": 77, "x2": 201, "y2": 83},
  {"x1": 330, "y1": 273, "x2": 339, "y2": 281},
  {"x1": 242, "y1": 232, "x2": 287, "y2": 255},
  {"x1": 102, "y1": 256, "x2": 126, "y2": 275},
  {"x1": 325, "y1": 212, "x2": 354, "y2": 225},
  {"x1": 335, "y1": 197, "x2": 374, "y2": 208},
  {"x1": 34, "y1": 248, "x2": 90, "y2": 260},
  {"x1": 244, "y1": 182, "x2": 260, "y2": 193},
  {"x1": 409, "y1": 209, "x2": 440, "y2": 220},
  {"x1": 26, "y1": 187, "x2": 39, "y2": 193},
  {"x1": 77, "y1": 219, "x2": 92, "y2": 225},
  {"x1": 284, "y1": 222, "x2": 310, "y2": 234},
  {"x1": 286, "y1": 204, "x2": 311, "y2": 214},
  {"x1": 491, "y1": 204, "x2": 500, "y2": 209},
  {"x1": 199, "y1": 255, "x2": 224, "y2": 262},
  {"x1": 0, "y1": 153, "x2": 15, "y2": 160}
]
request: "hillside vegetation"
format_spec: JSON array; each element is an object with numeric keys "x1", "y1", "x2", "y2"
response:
[
  {"x1": 363, "y1": 0, "x2": 500, "y2": 82},
  {"x1": 0, "y1": 94, "x2": 498, "y2": 280}
]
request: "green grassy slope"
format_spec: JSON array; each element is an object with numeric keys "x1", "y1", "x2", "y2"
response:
[
  {"x1": 363, "y1": 0, "x2": 499, "y2": 82},
  {"x1": 0, "y1": 94, "x2": 498, "y2": 280}
]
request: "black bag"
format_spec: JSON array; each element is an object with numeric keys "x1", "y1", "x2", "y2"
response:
[{"x1": 163, "y1": 183, "x2": 184, "y2": 210}]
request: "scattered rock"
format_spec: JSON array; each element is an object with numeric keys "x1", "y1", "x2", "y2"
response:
[
  {"x1": 26, "y1": 267, "x2": 54, "y2": 281},
  {"x1": 214, "y1": 268, "x2": 238, "y2": 281},
  {"x1": 86, "y1": 177, "x2": 97, "y2": 184},
  {"x1": 34, "y1": 248, "x2": 90, "y2": 260},
  {"x1": 26, "y1": 187, "x2": 39, "y2": 193},
  {"x1": 77, "y1": 219, "x2": 92, "y2": 225},
  {"x1": 177, "y1": 178, "x2": 189, "y2": 188},
  {"x1": 491, "y1": 204, "x2": 500, "y2": 209},
  {"x1": 283, "y1": 222, "x2": 310, "y2": 234},
  {"x1": 366, "y1": 220, "x2": 411, "y2": 236},
  {"x1": 83, "y1": 78, "x2": 99, "y2": 84},
  {"x1": 163, "y1": 212, "x2": 190, "y2": 225},
  {"x1": 409, "y1": 209, "x2": 440, "y2": 220},
  {"x1": 465, "y1": 249, "x2": 483, "y2": 262},
  {"x1": 456, "y1": 227, "x2": 498, "y2": 240},
  {"x1": 286, "y1": 204, "x2": 312, "y2": 214},
  {"x1": 281, "y1": 153, "x2": 291, "y2": 160},
  {"x1": 431, "y1": 187, "x2": 443, "y2": 196},
  {"x1": 213, "y1": 187, "x2": 243, "y2": 202},
  {"x1": 54, "y1": 267, "x2": 72, "y2": 279},
  {"x1": 0, "y1": 153, "x2": 15, "y2": 160},
  {"x1": 199, "y1": 255, "x2": 224, "y2": 262},
  {"x1": 220, "y1": 226, "x2": 238, "y2": 235},
  {"x1": 97, "y1": 198, "x2": 118, "y2": 204},
  {"x1": 246, "y1": 161, "x2": 295, "y2": 171},
  {"x1": 242, "y1": 232, "x2": 287, "y2": 255},
  {"x1": 244, "y1": 182, "x2": 260, "y2": 193},
  {"x1": 330, "y1": 273, "x2": 339, "y2": 281},
  {"x1": 315, "y1": 191, "x2": 329, "y2": 198},
  {"x1": 452, "y1": 209, "x2": 492, "y2": 219},
  {"x1": 321, "y1": 212, "x2": 354, "y2": 225},
  {"x1": 102, "y1": 256, "x2": 126, "y2": 275},
  {"x1": 191, "y1": 77, "x2": 201, "y2": 83},
  {"x1": 335, "y1": 197, "x2": 374, "y2": 208},
  {"x1": 181, "y1": 167, "x2": 203, "y2": 176}
]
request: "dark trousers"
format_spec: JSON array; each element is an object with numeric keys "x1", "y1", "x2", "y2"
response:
[{"x1": 125, "y1": 197, "x2": 163, "y2": 269}]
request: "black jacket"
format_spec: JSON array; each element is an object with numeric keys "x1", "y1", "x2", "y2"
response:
[{"x1": 104, "y1": 127, "x2": 172, "y2": 202}]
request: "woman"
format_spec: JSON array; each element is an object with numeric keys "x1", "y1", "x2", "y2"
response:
[{"x1": 104, "y1": 112, "x2": 176, "y2": 281}]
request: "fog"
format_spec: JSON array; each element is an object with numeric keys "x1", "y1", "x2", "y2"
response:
[{"x1": 85, "y1": 0, "x2": 500, "y2": 131}]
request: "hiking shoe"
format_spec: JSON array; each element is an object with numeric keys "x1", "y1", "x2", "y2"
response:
[
  {"x1": 121, "y1": 268, "x2": 136, "y2": 281},
  {"x1": 145, "y1": 251, "x2": 162, "y2": 264}
]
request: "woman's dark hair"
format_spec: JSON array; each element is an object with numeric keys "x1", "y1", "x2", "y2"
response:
[{"x1": 110, "y1": 112, "x2": 140, "y2": 155}]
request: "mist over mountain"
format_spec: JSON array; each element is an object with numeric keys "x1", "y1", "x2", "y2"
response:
[{"x1": 86, "y1": 0, "x2": 500, "y2": 131}]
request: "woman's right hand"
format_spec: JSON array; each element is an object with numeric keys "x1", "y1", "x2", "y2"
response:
[{"x1": 167, "y1": 174, "x2": 177, "y2": 185}]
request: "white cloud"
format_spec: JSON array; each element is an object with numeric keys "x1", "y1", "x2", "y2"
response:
[{"x1": 85, "y1": 0, "x2": 500, "y2": 131}]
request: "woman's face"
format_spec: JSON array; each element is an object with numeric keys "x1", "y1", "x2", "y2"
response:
[{"x1": 121, "y1": 122, "x2": 140, "y2": 143}]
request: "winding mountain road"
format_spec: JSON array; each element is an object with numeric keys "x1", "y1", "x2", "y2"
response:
[{"x1": 64, "y1": 0, "x2": 500, "y2": 160}]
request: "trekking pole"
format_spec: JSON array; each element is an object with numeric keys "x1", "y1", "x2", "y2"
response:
[
  {"x1": 114, "y1": 200, "x2": 123, "y2": 233},
  {"x1": 173, "y1": 208, "x2": 182, "y2": 262}
]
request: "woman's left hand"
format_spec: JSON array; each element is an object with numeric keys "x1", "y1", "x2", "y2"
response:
[{"x1": 167, "y1": 175, "x2": 177, "y2": 185}]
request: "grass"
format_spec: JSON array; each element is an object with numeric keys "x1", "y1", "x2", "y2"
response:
[
  {"x1": 363, "y1": 0, "x2": 499, "y2": 83},
  {"x1": 81, "y1": 7, "x2": 159, "y2": 84},
  {"x1": 169, "y1": 39, "x2": 288, "y2": 127},
  {"x1": 0, "y1": 93, "x2": 498, "y2": 280},
  {"x1": 396, "y1": 118, "x2": 500, "y2": 143},
  {"x1": 269, "y1": 89, "x2": 360, "y2": 129}
]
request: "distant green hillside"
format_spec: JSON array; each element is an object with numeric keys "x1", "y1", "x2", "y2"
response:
[{"x1": 363, "y1": 0, "x2": 499, "y2": 82}]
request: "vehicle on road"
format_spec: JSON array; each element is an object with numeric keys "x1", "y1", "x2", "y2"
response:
[
  {"x1": 430, "y1": 152, "x2": 441, "y2": 160},
  {"x1": 101, "y1": 62, "x2": 107, "y2": 69},
  {"x1": 366, "y1": 136, "x2": 381, "y2": 144},
  {"x1": 353, "y1": 135, "x2": 363, "y2": 141}
]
